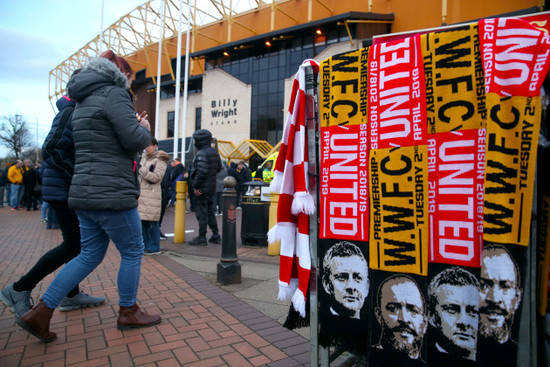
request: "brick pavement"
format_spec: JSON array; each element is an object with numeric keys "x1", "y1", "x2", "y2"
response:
[{"x1": 0, "y1": 207, "x2": 310, "y2": 366}]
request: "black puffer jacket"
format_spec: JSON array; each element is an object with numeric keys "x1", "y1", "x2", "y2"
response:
[
  {"x1": 41, "y1": 96, "x2": 76, "y2": 203},
  {"x1": 190, "y1": 129, "x2": 221, "y2": 196},
  {"x1": 67, "y1": 57, "x2": 151, "y2": 211}
]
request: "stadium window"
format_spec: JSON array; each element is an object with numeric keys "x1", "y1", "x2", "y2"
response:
[{"x1": 167, "y1": 111, "x2": 175, "y2": 138}]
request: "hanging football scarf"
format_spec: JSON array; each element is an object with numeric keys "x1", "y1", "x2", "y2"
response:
[
  {"x1": 368, "y1": 35, "x2": 429, "y2": 276},
  {"x1": 482, "y1": 94, "x2": 541, "y2": 246},
  {"x1": 421, "y1": 24, "x2": 486, "y2": 134},
  {"x1": 427, "y1": 128, "x2": 486, "y2": 267},
  {"x1": 318, "y1": 238, "x2": 370, "y2": 348},
  {"x1": 369, "y1": 35, "x2": 427, "y2": 149},
  {"x1": 319, "y1": 48, "x2": 370, "y2": 242},
  {"x1": 476, "y1": 243, "x2": 527, "y2": 367},
  {"x1": 478, "y1": 17, "x2": 550, "y2": 98},
  {"x1": 369, "y1": 145, "x2": 428, "y2": 276},
  {"x1": 368, "y1": 270, "x2": 429, "y2": 367},
  {"x1": 425, "y1": 263, "x2": 482, "y2": 365},
  {"x1": 268, "y1": 59, "x2": 319, "y2": 318}
]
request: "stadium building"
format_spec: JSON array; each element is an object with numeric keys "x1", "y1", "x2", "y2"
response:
[{"x1": 48, "y1": 0, "x2": 544, "y2": 165}]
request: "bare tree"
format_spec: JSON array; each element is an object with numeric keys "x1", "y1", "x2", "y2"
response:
[{"x1": 0, "y1": 115, "x2": 33, "y2": 159}]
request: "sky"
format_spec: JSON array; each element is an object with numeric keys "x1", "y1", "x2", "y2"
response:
[{"x1": 0, "y1": 0, "x2": 147, "y2": 158}]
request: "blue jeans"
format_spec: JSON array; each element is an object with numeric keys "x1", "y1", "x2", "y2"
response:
[
  {"x1": 142, "y1": 221, "x2": 160, "y2": 252},
  {"x1": 10, "y1": 183, "x2": 22, "y2": 208},
  {"x1": 41, "y1": 201, "x2": 49, "y2": 220},
  {"x1": 5, "y1": 183, "x2": 11, "y2": 205},
  {"x1": 42, "y1": 208, "x2": 144, "y2": 308}
]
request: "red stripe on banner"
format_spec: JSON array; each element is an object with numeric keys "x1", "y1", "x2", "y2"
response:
[
  {"x1": 319, "y1": 123, "x2": 369, "y2": 241},
  {"x1": 428, "y1": 128, "x2": 485, "y2": 267},
  {"x1": 479, "y1": 17, "x2": 550, "y2": 96},
  {"x1": 368, "y1": 35, "x2": 427, "y2": 149}
]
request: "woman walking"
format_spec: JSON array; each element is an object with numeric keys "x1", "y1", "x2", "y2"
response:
[
  {"x1": 1, "y1": 72, "x2": 105, "y2": 318},
  {"x1": 16, "y1": 50, "x2": 160, "y2": 343}
]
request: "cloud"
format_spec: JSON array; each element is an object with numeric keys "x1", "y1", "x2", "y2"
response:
[{"x1": 0, "y1": 27, "x2": 68, "y2": 85}]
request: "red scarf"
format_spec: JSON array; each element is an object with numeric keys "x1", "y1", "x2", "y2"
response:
[{"x1": 268, "y1": 59, "x2": 319, "y2": 317}]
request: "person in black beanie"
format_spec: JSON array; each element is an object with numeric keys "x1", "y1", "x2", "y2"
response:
[{"x1": 188, "y1": 129, "x2": 222, "y2": 246}]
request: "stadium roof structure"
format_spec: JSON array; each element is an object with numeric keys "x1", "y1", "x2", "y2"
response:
[{"x1": 48, "y1": 0, "x2": 274, "y2": 109}]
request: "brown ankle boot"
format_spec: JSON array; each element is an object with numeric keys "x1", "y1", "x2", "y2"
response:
[
  {"x1": 117, "y1": 304, "x2": 161, "y2": 330},
  {"x1": 16, "y1": 299, "x2": 57, "y2": 343}
]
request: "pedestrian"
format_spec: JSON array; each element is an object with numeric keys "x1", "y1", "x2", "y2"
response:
[
  {"x1": 0, "y1": 163, "x2": 7, "y2": 207},
  {"x1": 169, "y1": 157, "x2": 185, "y2": 207},
  {"x1": 0, "y1": 72, "x2": 105, "y2": 319},
  {"x1": 235, "y1": 161, "x2": 251, "y2": 207},
  {"x1": 138, "y1": 138, "x2": 170, "y2": 254},
  {"x1": 188, "y1": 129, "x2": 222, "y2": 246},
  {"x1": 22, "y1": 162, "x2": 38, "y2": 211},
  {"x1": 214, "y1": 161, "x2": 228, "y2": 215},
  {"x1": 15, "y1": 50, "x2": 159, "y2": 343},
  {"x1": 7, "y1": 160, "x2": 24, "y2": 210},
  {"x1": 158, "y1": 160, "x2": 172, "y2": 240},
  {"x1": 4, "y1": 162, "x2": 12, "y2": 207},
  {"x1": 20, "y1": 160, "x2": 31, "y2": 206}
]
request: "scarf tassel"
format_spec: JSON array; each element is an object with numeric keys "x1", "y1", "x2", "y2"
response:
[
  {"x1": 278, "y1": 278, "x2": 299, "y2": 301},
  {"x1": 291, "y1": 191, "x2": 315, "y2": 216}
]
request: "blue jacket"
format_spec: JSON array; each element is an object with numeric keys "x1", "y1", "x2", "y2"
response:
[{"x1": 41, "y1": 96, "x2": 77, "y2": 202}]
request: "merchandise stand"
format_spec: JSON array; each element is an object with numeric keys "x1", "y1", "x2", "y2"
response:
[{"x1": 302, "y1": 47, "x2": 550, "y2": 367}]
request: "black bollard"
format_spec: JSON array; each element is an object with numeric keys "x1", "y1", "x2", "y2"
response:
[{"x1": 217, "y1": 176, "x2": 241, "y2": 284}]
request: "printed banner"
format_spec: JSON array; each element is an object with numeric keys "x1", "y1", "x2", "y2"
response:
[
  {"x1": 479, "y1": 17, "x2": 550, "y2": 97},
  {"x1": 319, "y1": 124, "x2": 369, "y2": 241},
  {"x1": 368, "y1": 35, "x2": 427, "y2": 149},
  {"x1": 421, "y1": 24, "x2": 486, "y2": 134},
  {"x1": 483, "y1": 94, "x2": 541, "y2": 246},
  {"x1": 428, "y1": 128, "x2": 485, "y2": 267},
  {"x1": 319, "y1": 48, "x2": 370, "y2": 241},
  {"x1": 426, "y1": 263, "x2": 481, "y2": 365},
  {"x1": 369, "y1": 145, "x2": 428, "y2": 275},
  {"x1": 318, "y1": 238, "x2": 370, "y2": 346},
  {"x1": 368, "y1": 270, "x2": 428, "y2": 367},
  {"x1": 320, "y1": 49, "x2": 368, "y2": 128},
  {"x1": 477, "y1": 243, "x2": 526, "y2": 366}
]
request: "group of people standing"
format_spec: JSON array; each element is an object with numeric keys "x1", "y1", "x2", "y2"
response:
[{"x1": 1, "y1": 159, "x2": 42, "y2": 211}]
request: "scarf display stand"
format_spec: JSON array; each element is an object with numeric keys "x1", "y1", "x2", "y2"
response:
[
  {"x1": 303, "y1": 63, "x2": 330, "y2": 366},
  {"x1": 300, "y1": 38, "x2": 550, "y2": 367}
]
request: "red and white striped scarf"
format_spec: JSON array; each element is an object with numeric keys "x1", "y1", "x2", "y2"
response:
[{"x1": 268, "y1": 59, "x2": 319, "y2": 317}]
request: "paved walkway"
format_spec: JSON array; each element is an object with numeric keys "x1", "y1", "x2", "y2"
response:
[{"x1": 0, "y1": 206, "x2": 311, "y2": 366}]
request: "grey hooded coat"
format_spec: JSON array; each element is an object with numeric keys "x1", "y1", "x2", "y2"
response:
[{"x1": 67, "y1": 57, "x2": 152, "y2": 211}]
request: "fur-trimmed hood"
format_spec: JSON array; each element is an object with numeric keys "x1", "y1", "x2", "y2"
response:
[
  {"x1": 67, "y1": 57, "x2": 128, "y2": 102},
  {"x1": 146, "y1": 150, "x2": 171, "y2": 163}
]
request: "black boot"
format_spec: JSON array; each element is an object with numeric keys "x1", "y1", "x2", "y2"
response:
[
  {"x1": 189, "y1": 236, "x2": 207, "y2": 246},
  {"x1": 209, "y1": 234, "x2": 221, "y2": 244}
]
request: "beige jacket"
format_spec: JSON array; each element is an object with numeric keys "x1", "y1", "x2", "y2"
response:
[{"x1": 137, "y1": 150, "x2": 170, "y2": 222}]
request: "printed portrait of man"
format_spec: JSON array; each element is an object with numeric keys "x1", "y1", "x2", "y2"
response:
[
  {"x1": 321, "y1": 241, "x2": 369, "y2": 319},
  {"x1": 479, "y1": 245, "x2": 522, "y2": 345},
  {"x1": 428, "y1": 267, "x2": 480, "y2": 361},
  {"x1": 373, "y1": 275, "x2": 427, "y2": 361}
]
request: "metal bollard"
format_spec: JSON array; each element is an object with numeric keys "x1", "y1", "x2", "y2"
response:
[
  {"x1": 173, "y1": 181, "x2": 187, "y2": 244},
  {"x1": 217, "y1": 176, "x2": 241, "y2": 284}
]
